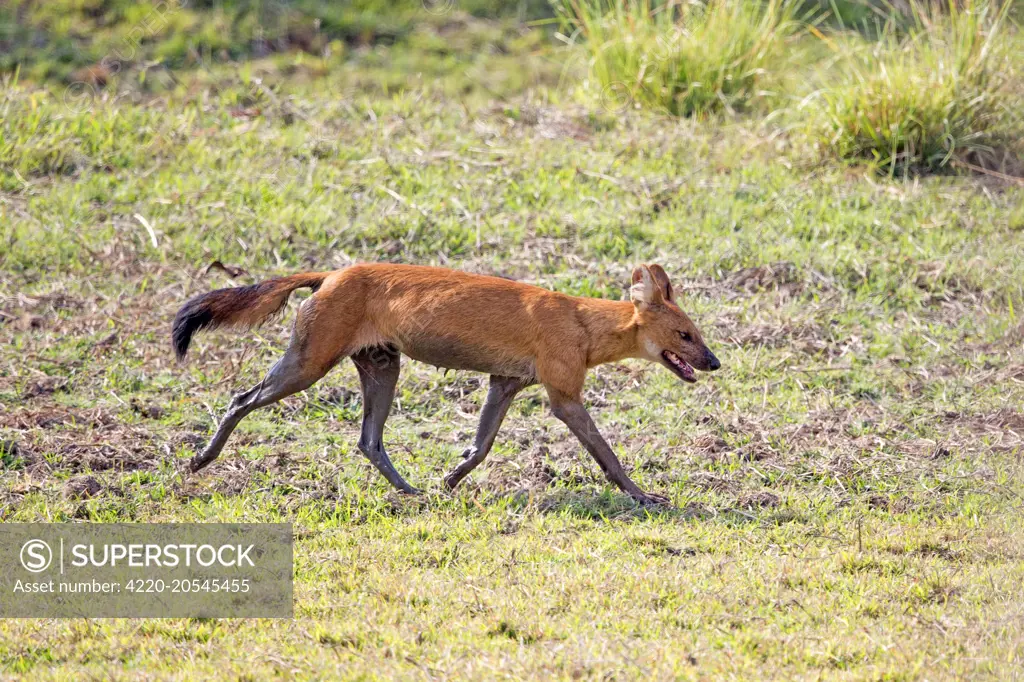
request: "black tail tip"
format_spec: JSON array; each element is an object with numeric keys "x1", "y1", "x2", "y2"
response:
[{"x1": 172, "y1": 296, "x2": 214, "y2": 361}]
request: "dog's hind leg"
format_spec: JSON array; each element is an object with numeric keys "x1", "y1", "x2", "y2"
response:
[
  {"x1": 351, "y1": 346, "x2": 420, "y2": 494},
  {"x1": 443, "y1": 375, "x2": 533, "y2": 491},
  {"x1": 188, "y1": 288, "x2": 350, "y2": 473},
  {"x1": 189, "y1": 344, "x2": 329, "y2": 472}
]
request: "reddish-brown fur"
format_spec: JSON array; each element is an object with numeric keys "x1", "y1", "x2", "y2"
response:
[{"x1": 173, "y1": 263, "x2": 720, "y2": 504}]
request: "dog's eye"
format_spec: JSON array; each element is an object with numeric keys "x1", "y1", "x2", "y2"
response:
[{"x1": 679, "y1": 331, "x2": 692, "y2": 342}]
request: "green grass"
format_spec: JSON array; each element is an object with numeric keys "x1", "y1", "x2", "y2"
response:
[
  {"x1": 554, "y1": 0, "x2": 802, "y2": 116},
  {"x1": 807, "y1": 0, "x2": 1022, "y2": 175},
  {"x1": 1, "y1": 3, "x2": 1024, "y2": 680},
  {"x1": 0, "y1": 0, "x2": 555, "y2": 82}
]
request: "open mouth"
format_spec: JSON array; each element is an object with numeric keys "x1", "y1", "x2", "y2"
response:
[{"x1": 662, "y1": 350, "x2": 696, "y2": 383}]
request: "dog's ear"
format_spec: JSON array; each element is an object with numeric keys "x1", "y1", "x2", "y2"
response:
[
  {"x1": 646, "y1": 263, "x2": 673, "y2": 302},
  {"x1": 630, "y1": 265, "x2": 664, "y2": 309}
]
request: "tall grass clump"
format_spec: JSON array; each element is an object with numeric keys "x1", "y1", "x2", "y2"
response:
[
  {"x1": 812, "y1": 0, "x2": 1021, "y2": 176},
  {"x1": 555, "y1": 0, "x2": 801, "y2": 117}
]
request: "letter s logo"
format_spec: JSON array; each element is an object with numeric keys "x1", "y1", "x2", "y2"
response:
[{"x1": 20, "y1": 539, "x2": 52, "y2": 573}]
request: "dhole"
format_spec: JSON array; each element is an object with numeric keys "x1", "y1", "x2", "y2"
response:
[{"x1": 173, "y1": 263, "x2": 720, "y2": 505}]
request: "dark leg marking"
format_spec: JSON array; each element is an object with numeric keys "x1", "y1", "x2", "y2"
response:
[
  {"x1": 549, "y1": 397, "x2": 670, "y2": 506},
  {"x1": 351, "y1": 346, "x2": 420, "y2": 494},
  {"x1": 191, "y1": 349, "x2": 324, "y2": 472},
  {"x1": 444, "y1": 375, "x2": 534, "y2": 491}
]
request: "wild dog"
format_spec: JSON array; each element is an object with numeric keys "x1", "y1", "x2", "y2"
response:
[{"x1": 172, "y1": 263, "x2": 720, "y2": 505}]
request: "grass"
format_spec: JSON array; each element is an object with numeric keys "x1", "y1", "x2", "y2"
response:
[
  {"x1": 555, "y1": 0, "x2": 802, "y2": 116},
  {"x1": 556, "y1": 0, "x2": 1023, "y2": 176},
  {"x1": 1, "y1": 3, "x2": 1024, "y2": 680},
  {"x1": 808, "y1": 0, "x2": 1022, "y2": 175},
  {"x1": 0, "y1": 0, "x2": 554, "y2": 82}
]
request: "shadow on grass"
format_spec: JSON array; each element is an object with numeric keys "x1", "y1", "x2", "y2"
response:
[
  {"x1": 486, "y1": 488, "x2": 782, "y2": 525},
  {"x1": 163, "y1": 466, "x2": 800, "y2": 529}
]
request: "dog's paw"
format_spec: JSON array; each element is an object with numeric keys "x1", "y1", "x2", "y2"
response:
[{"x1": 632, "y1": 491, "x2": 672, "y2": 507}]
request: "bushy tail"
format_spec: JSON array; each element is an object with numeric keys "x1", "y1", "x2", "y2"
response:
[{"x1": 172, "y1": 272, "x2": 328, "y2": 360}]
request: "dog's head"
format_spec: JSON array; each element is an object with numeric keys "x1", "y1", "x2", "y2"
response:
[{"x1": 630, "y1": 264, "x2": 720, "y2": 383}]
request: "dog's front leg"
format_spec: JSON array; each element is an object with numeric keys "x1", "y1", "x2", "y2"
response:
[{"x1": 548, "y1": 394, "x2": 670, "y2": 506}]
